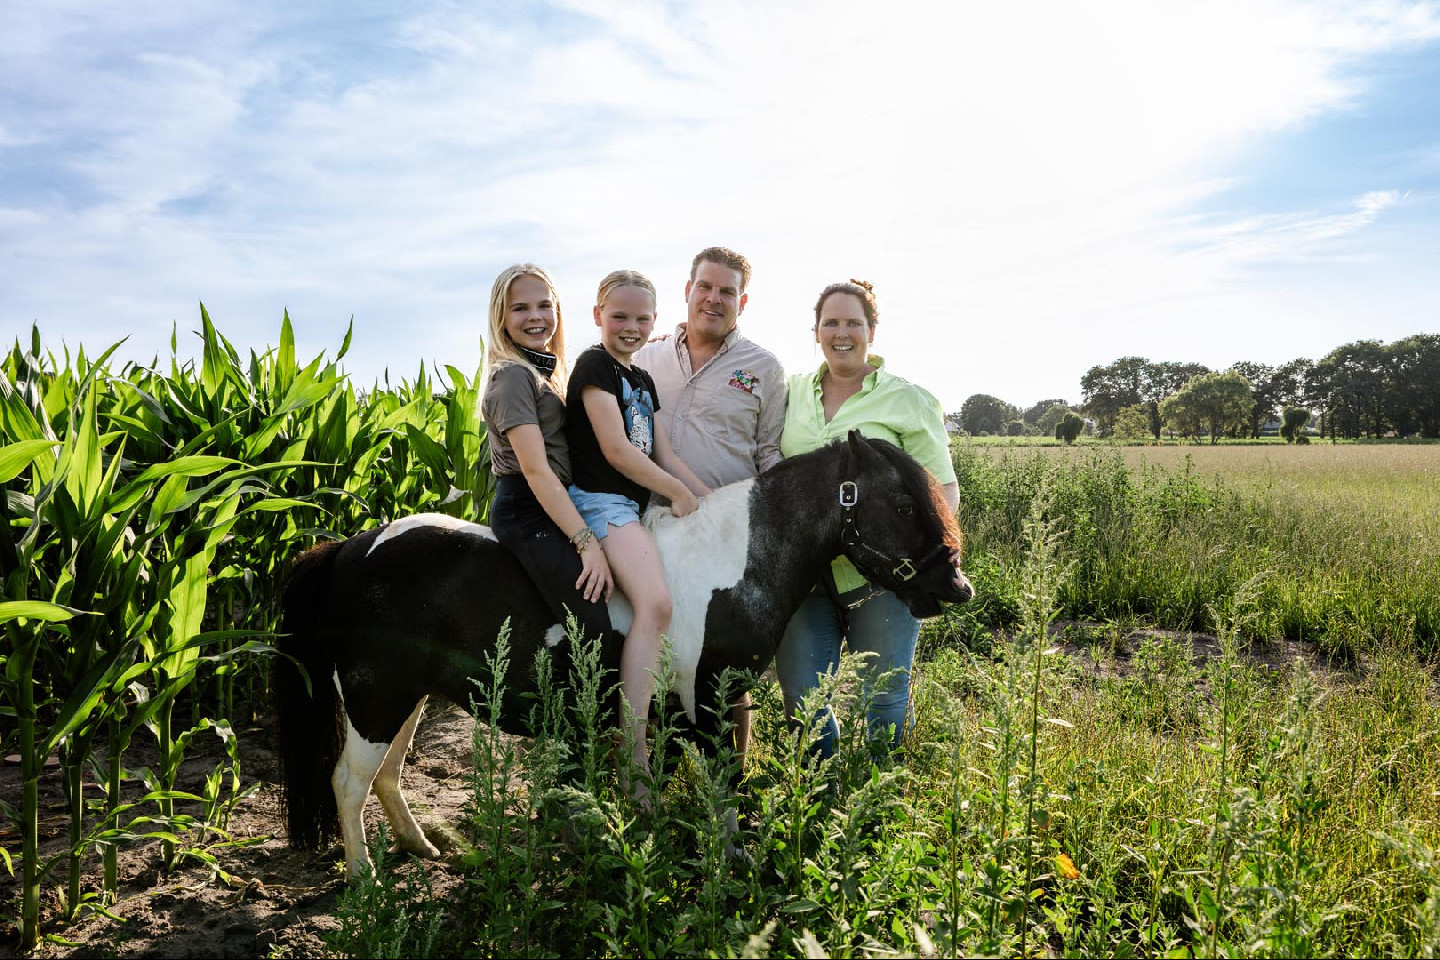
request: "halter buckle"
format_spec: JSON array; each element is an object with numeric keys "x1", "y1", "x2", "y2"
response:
[
  {"x1": 893, "y1": 558, "x2": 917, "y2": 581},
  {"x1": 839, "y1": 480, "x2": 859, "y2": 507}
]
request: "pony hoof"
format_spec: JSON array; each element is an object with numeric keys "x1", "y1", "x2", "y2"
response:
[
  {"x1": 345, "y1": 861, "x2": 375, "y2": 883},
  {"x1": 399, "y1": 836, "x2": 442, "y2": 859}
]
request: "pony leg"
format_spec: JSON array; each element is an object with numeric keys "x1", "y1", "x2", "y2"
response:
[
  {"x1": 332, "y1": 719, "x2": 393, "y2": 880},
  {"x1": 372, "y1": 697, "x2": 441, "y2": 860}
]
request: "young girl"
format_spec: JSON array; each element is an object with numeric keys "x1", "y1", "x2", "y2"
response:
[
  {"x1": 565, "y1": 269, "x2": 711, "y2": 797},
  {"x1": 480, "y1": 264, "x2": 614, "y2": 655}
]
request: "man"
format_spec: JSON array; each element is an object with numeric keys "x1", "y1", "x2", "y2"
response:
[
  {"x1": 635, "y1": 246, "x2": 785, "y2": 489},
  {"x1": 634, "y1": 245, "x2": 786, "y2": 754}
]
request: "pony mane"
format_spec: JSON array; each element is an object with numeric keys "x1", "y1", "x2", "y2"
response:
[
  {"x1": 765, "y1": 438, "x2": 963, "y2": 557},
  {"x1": 865, "y1": 438, "x2": 964, "y2": 557}
]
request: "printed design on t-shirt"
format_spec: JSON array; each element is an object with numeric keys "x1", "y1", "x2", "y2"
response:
[
  {"x1": 620, "y1": 378, "x2": 655, "y2": 455},
  {"x1": 728, "y1": 369, "x2": 757, "y2": 393}
]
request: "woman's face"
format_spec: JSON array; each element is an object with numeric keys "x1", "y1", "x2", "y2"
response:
[
  {"x1": 504, "y1": 274, "x2": 557, "y2": 352},
  {"x1": 816, "y1": 292, "x2": 874, "y2": 372}
]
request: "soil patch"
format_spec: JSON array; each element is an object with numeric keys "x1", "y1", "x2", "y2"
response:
[{"x1": 1, "y1": 701, "x2": 477, "y2": 959}]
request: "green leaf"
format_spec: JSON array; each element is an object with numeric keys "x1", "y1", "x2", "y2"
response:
[
  {"x1": 0, "y1": 439, "x2": 60, "y2": 484},
  {"x1": 39, "y1": 640, "x2": 142, "y2": 756},
  {"x1": 238, "y1": 497, "x2": 313, "y2": 514},
  {"x1": 277, "y1": 309, "x2": 297, "y2": 394},
  {"x1": 337, "y1": 316, "x2": 354, "y2": 361},
  {"x1": 199, "y1": 302, "x2": 225, "y2": 398},
  {"x1": 405, "y1": 422, "x2": 452, "y2": 491},
  {"x1": 131, "y1": 455, "x2": 238, "y2": 484},
  {"x1": 0, "y1": 600, "x2": 91, "y2": 624}
]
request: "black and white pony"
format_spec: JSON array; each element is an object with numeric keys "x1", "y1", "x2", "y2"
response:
[{"x1": 275, "y1": 431, "x2": 972, "y2": 878}]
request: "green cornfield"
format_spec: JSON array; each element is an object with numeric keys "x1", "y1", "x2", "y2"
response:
[{"x1": 1, "y1": 312, "x2": 494, "y2": 950}]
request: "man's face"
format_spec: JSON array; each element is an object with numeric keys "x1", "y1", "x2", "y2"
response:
[{"x1": 684, "y1": 259, "x2": 747, "y2": 346}]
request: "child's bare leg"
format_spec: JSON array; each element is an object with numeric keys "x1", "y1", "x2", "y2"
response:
[{"x1": 600, "y1": 522, "x2": 671, "y2": 803}]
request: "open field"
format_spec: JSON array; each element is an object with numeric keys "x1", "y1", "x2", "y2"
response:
[
  {"x1": 1058, "y1": 442, "x2": 1440, "y2": 519},
  {"x1": 949, "y1": 441, "x2": 1440, "y2": 658}
]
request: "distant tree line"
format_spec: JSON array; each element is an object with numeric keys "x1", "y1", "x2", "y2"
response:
[{"x1": 951, "y1": 334, "x2": 1440, "y2": 443}]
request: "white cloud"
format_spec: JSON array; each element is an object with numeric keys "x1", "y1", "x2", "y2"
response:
[{"x1": 2, "y1": 0, "x2": 1439, "y2": 405}]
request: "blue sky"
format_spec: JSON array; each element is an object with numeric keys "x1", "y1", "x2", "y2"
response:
[{"x1": 3, "y1": 0, "x2": 1439, "y2": 412}]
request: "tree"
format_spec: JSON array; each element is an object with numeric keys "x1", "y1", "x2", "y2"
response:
[
  {"x1": 1080, "y1": 357, "x2": 1149, "y2": 435},
  {"x1": 1036, "y1": 403, "x2": 1075, "y2": 436},
  {"x1": 1082, "y1": 357, "x2": 1213, "y2": 438},
  {"x1": 1021, "y1": 398, "x2": 1069, "y2": 428},
  {"x1": 1160, "y1": 372, "x2": 1253, "y2": 445},
  {"x1": 1111, "y1": 403, "x2": 1151, "y2": 441},
  {"x1": 960, "y1": 394, "x2": 1018, "y2": 435},
  {"x1": 1145, "y1": 362, "x2": 1211, "y2": 438},
  {"x1": 1314, "y1": 341, "x2": 1396, "y2": 438},
  {"x1": 1281, "y1": 406, "x2": 1310, "y2": 443},
  {"x1": 1272, "y1": 357, "x2": 1314, "y2": 409},
  {"x1": 1227, "y1": 360, "x2": 1282, "y2": 438},
  {"x1": 1055, "y1": 411, "x2": 1085, "y2": 445},
  {"x1": 1387, "y1": 334, "x2": 1440, "y2": 438}
]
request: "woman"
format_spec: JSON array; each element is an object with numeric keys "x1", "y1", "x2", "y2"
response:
[
  {"x1": 480, "y1": 263, "x2": 613, "y2": 652},
  {"x1": 774, "y1": 278, "x2": 961, "y2": 758}
]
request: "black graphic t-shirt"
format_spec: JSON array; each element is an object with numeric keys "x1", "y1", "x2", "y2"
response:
[{"x1": 565, "y1": 346, "x2": 662, "y2": 510}]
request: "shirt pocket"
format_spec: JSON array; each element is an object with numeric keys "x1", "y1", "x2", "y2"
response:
[{"x1": 699, "y1": 374, "x2": 760, "y2": 438}]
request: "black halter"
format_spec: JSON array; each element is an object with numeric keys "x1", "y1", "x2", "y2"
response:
[{"x1": 836, "y1": 478, "x2": 952, "y2": 590}]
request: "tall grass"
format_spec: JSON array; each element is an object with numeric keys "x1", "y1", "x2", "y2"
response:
[
  {"x1": 316, "y1": 497, "x2": 1440, "y2": 957},
  {"x1": 947, "y1": 442, "x2": 1440, "y2": 657}
]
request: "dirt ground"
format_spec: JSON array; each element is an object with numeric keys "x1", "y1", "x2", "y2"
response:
[
  {"x1": 0, "y1": 624, "x2": 1350, "y2": 958},
  {"x1": 1, "y1": 701, "x2": 478, "y2": 960}
]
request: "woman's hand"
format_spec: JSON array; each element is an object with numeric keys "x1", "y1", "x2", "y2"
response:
[
  {"x1": 576, "y1": 537, "x2": 614, "y2": 603},
  {"x1": 670, "y1": 489, "x2": 701, "y2": 518}
]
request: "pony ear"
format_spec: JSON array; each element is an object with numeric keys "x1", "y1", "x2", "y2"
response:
[{"x1": 847, "y1": 429, "x2": 882, "y2": 469}]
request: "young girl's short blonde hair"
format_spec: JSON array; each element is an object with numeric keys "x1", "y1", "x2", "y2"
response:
[
  {"x1": 595, "y1": 269, "x2": 657, "y2": 310},
  {"x1": 486, "y1": 263, "x2": 570, "y2": 388}
]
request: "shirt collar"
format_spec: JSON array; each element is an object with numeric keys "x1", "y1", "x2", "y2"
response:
[
  {"x1": 812, "y1": 354, "x2": 886, "y2": 394},
  {"x1": 674, "y1": 322, "x2": 743, "y2": 354}
]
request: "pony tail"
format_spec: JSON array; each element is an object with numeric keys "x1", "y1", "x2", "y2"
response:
[{"x1": 275, "y1": 540, "x2": 346, "y2": 849}]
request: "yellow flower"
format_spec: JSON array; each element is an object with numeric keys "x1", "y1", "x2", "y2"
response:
[{"x1": 1055, "y1": 853, "x2": 1080, "y2": 880}]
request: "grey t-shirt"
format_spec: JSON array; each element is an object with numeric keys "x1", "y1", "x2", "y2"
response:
[{"x1": 481, "y1": 362, "x2": 572, "y2": 483}]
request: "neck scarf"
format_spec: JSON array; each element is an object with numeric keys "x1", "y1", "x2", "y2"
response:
[{"x1": 518, "y1": 346, "x2": 558, "y2": 377}]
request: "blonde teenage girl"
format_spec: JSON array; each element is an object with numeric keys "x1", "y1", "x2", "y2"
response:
[{"x1": 480, "y1": 264, "x2": 614, "y2": 652}]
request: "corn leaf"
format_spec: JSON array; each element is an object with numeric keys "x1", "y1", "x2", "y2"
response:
[{"x1": 0, "y1": 439, "x2": 61, "y2": 484}]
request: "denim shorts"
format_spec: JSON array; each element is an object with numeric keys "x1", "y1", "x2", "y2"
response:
[{"x1": 568, "y1": 485, "x2": 641, "y2": 539}]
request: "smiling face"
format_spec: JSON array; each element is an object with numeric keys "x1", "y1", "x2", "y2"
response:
[
  {"x1": 503, "y1": 273, "x2": 557, "y2": 353},
  {"x1": 815, "y1": 292, "x2": 875, "y2": 375},
  {"x1": 684, "y1": 259, "x2": 747, "y2": 347},
  {"x1": 594, "y1": 283, "x2": 656, "y2": 363}
]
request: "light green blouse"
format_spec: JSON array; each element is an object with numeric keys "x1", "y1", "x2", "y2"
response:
[{"x1": 780, "y1": 355, "x2": 957, "y2": 593}]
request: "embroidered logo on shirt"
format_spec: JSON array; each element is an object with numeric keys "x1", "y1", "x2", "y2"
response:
[{"x1": 728, "y1": 369, "x2": 757, "y2": 393}]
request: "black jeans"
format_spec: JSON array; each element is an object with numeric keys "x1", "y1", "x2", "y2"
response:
[{"x1": 490, "y1": 474, "x2": 613, "y2": 646}]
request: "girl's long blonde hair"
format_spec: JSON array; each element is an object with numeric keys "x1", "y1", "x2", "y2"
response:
[{"x1": 485, "y1": 263, "x2": 570, "y2": 389}]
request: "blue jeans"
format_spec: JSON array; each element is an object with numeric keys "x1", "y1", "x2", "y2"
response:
[{"x1": 773, "y1": 583, "x2": 922, "y2": 759}]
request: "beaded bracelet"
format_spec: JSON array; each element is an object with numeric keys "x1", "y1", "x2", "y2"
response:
[{"x1": 569, "y1": 526, "x2": 594, "y2": 553}]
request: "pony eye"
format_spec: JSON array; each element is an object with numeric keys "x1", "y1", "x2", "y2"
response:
[{"x1": 896, "y1": 496, "x2": 915, "y2": 517}]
